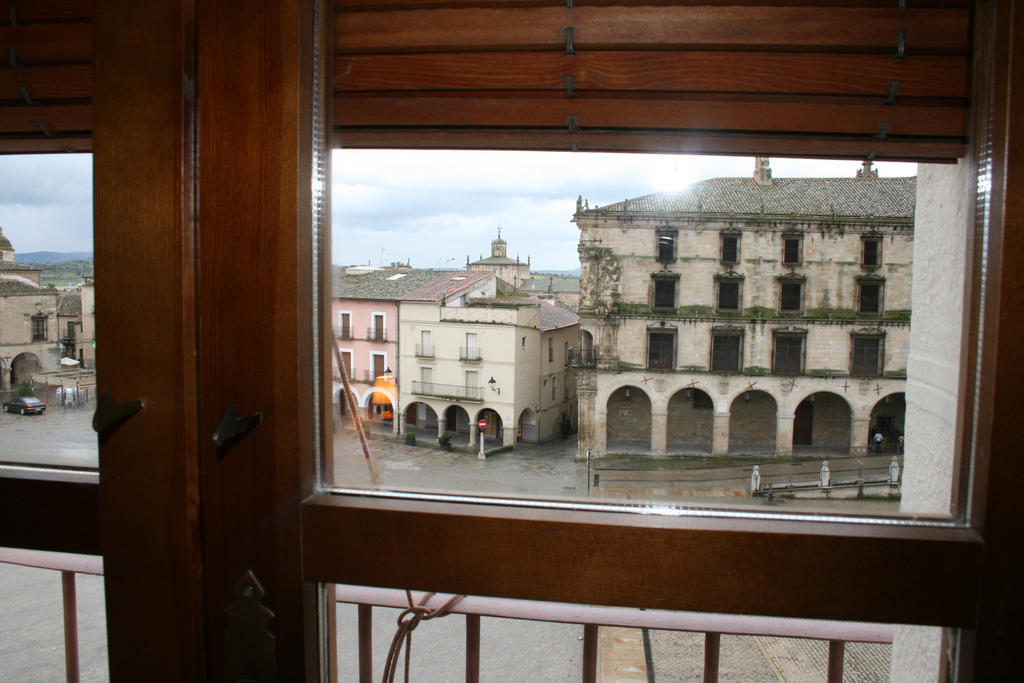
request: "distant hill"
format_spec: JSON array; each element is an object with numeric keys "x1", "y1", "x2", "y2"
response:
[
  {"x1": 16, "y1": 251, "x2": 93, "y2": 264},
  {"x1": 532, "y1": 269, "x2": 580, "y2": 277}
]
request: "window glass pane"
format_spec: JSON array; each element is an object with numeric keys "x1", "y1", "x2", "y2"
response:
[
  {"x1": 326, "y1": 150, "x2": 970, "y2": 520},
  {"x1": 863, "y1": 239, "x2": 880, "y2": 266},
  {"x1": 860, "y1": 283, "x2": 882, "y2": 313},
  {"x1": 0, "y1": 155, "x2": 96, "y2": 469}
]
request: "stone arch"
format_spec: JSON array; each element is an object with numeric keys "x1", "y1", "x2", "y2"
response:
[
  {"x1": 404, "y1": 401, "x2": 439, "y2": 431},
  {"x1": 476, "y1": 407, "x2": 504, "y2": 445},
  {"x1": 444, "y1": 404, "x2": 471, "y2": 434},
  {"x1": 666, "y1": 387, "x2": 714, "y2": 454},
  {"x1": 606, "y1": 385, "x2": 652, "y2": 453},
  {"x1": 0, "y1": 357, "x2": 6, "y2": 390},
  {"x1": 728, "y1": 389, "x2": 776, "y2": 455},
  {"x1": 518, "y1": 407, "x2": 538, "y2": 443},
  {"x1": 870, "y1": 392, "x2": 906, "y2": 452},
  {"x1": 10, "y1": 352, "x2": 39, "y2": 387},
  {"x1": 792, "y1": 391, "x2": 851, "y2": 453}
]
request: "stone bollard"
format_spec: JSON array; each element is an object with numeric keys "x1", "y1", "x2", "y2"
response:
[
  {"x1": 750, "y1": 465, "x2": 761, "y2": 495},
  {"x1": 820, "y1": 460, "x2": 831, "y2": 488},
  {"x1": 889, "y1": 456, "x2": 900, "y2": 484}
]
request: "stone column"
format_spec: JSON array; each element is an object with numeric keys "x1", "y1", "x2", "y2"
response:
[
  {"x1": 851, "y1": 416, "x2": 871, "y2": 457},
  {"x1": 650, "y1": 409, "x2": 668, "y2": 455},
  {"x1": 437, "y1": 419, "x2": 445, "y2": 440},
  {"x1": 503, "y1": 425, "x2": 516, "y2": 450},
  {"x1": 712, "y1": 412, "x2": 730, "y2": 455},
  {"x1": 576, "y1": 371, "x2": 597, "y2": 460},
  {"x1": 469, "y1": 424, "x2": 478, "y2": 448},
  {"x1": 776, "y1": 413, "x2": 795, "y2": 456},
  {"x1": 393, "y1": 408, "x2": 401, "y2": 436}
]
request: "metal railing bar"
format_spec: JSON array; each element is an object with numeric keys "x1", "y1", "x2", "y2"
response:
[
  {"x1": 358, "y1": 603, "x2": 372, "y2": 683},
  {"x1": 703, "y1": 632, "x2": 720, "y2": 683},
  {"x1": 0, "y1": 548, "x2": 102, "y2": 575},
  {"x1": 333, "y1": 586, "x2": 894, "y2": 644},
  {"x1": 466, "y1": 614, "x2": 480, "y2": 683},
  {"x1": 62, "y1": 570, "x2": 80, "y2": 683},
  {"x1": 827, "y1": 640, "x2": 846, "y2": 683},
  {"x1": 582, "y1": 623, "x2": 598, "y2": 683}
]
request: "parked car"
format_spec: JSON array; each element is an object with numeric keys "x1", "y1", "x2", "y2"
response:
[{"x1": 3, "y1": 397, "x2": 46, "y2": 415}]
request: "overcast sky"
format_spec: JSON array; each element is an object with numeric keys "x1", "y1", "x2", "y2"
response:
[{"x1": 0, "y1": 151, "x2": 915, "y2": 271}]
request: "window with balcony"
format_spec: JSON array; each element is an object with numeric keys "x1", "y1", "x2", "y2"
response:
[
  {"x1": 339, "y1": 311, "x2": 352, "y2": 338},
  {"x1": 711, "y1": 329, "x2": 743, "y2": 372},
  {"x1": 782, "y1": 234, "x2": 802, "y2": 266},
  {"x1": 416, "y1": 329, "x2": 433, "y2": 357},
  {"x1": 656, "y1": 228, "x2": 676, "y2": 263},
  {"x1": 721, "y1": 232, "x2": 739, "y2": 265},
  {"x1": 851, "y1": 334, "x2": 883, "y2": 376},
  {"x1": 773, "y1": 332, "x2": 805, "y2": 374},
  {"x1": 461, "y1": 332, "x2": 481, "y2": 361}
]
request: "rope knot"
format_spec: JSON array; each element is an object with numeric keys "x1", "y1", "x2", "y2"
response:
[{"x1": 383, "y1": 590, "x2": 465, "y2": 683}]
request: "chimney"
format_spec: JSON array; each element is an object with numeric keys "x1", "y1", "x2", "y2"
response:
[
  {"x1": 856, "y1": 159, "x2": 879, "y2": 179},
  {"x1": 753, "y1": 157, "x2": 773, "y2": 186}
]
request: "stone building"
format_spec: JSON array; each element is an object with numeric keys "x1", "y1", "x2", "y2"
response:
[
  {"x1": 520, "y1": 274, "x2": 581, "y2": 311},
  {"x1": 572, "y1": 159, "x2": 912, "y2": 458},
  {"x1": 0, "y1": 227, "x2": 61, "y2": 389},
  {"x1": 467, "y1": 228, "x2": 531, "y2": 290}
]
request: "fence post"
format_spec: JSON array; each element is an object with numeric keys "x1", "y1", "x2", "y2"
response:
[{"x1": 61, "y1": 571, "x2": 79, "y2": 683}]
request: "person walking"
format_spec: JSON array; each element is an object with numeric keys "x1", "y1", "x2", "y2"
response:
[{"x1": 873, "y1": 430, "x2": 884, "y2": 453}]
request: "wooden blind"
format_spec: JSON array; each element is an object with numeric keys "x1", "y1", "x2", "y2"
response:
[
  {"x1": 0, "y1": 1, "x2": 972, "y2": 160},
  {"x1": 0, "y1": 0, "x2": 92, "y2": 153},
  {"x1": 334, "y1": 0, "x2": 971, "y2": 161}
]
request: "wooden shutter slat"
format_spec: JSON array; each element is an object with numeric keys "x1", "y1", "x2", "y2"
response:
[
  {"x1": 0, "y1": 65, "x2": 92, "y2": 100},
  {"x1": 3, "y1": 23, "x2": 91, "y2": 64},
  {"x1": 335, "y1": 94, "x2": 966, "y2": 138},
  {"x1": 0, "y1": 103, "x2": 90, "y2": 132},
  {"x1": 336, "y1": 52, "x2": 968, "y2": 98},
  {"x1": 337, "y1": 7, "x2": 968, "y2": 55},
  {"x1": 333, "y1": 129, "x2": 964, "y2": 162},
  {"x1": 0, "y1": 0, "x2": 91, "y2": 24},
  {"x1": 337, "y1": 0, "x2": 971, "y2": 9},
  {"x1": 0, "y1": 136, "x2": 91, "y2": 153}
]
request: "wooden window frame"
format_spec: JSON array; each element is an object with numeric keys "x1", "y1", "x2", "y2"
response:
[
  {"x1": 710, "y1": 329, "x2": 743, "y2": 373},
  {"x1": 781, "y1": 233, "x2": 802, "y2": 266},
  {"x1": 772, "y1": 330, "x2": 806, "y2": 375},
  {"x1": 652, "y1": 276, "x2": 676, "y2": 310},
  {"x1": 721, "y1": 232, "x2": 740, "y2": 265},
  {"x1": 715, "y1": 274, "x2": 743, "y2": 313},
  {"x1": 3, "y1": 2, "x2": 1023, "y2": 681},
  {"x1": 778, "y1": 277, "x2": 805, "y2": 314},
  {"x1": 851, "y1": 333, "x2": 884, "y2": 377}
]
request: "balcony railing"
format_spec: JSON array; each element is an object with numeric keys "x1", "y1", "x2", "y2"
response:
[
  {"x1": 415, "y1": 343, "x2": 434, "y2": 358},
  {"x1": 1, "y1": 550, "x2": 895, "y2": 683},
  {"x1": 459, "y1": 346, "x2": 482, "y2": 362},
  {"x1": 338, "y1": 325, "x2": 354, "y2": 339},
  {"x1": 366, "y1": 327, "x2": 387, "y2": 342},
  {"x1": 567, "y1": 346, "x2": 596, "y2": 368},
  {"x1": 412, "y1": 380, "x2": 482, "y2": 401}
]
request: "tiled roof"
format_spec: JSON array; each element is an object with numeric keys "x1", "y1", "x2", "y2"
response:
[
  {"x1": 400, "y1": 270, "x2": 492, "y2": 302},
  {"x1": 521, "y1": 276, "x2": 580, "y2": 294},
  {"x1": 332, "y1": 268, "x2": 456, "y2": 300},
  {"x1": 57, "y1": 292, "x2": 82, "y2": 316},
  {"x1": 470, "y1": 256, "x2": 527, "y2": 266},
  {"x1": 0, "y1": 277, "x2": 55, "y2": 296},
  {"x1": 498, "y1": 296, "x2": 579, "y2": 331},
  {"x1": 582, "y1": 176, "x2": 916, "y2": 220}
]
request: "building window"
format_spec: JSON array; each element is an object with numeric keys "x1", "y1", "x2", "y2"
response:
[
  {"x1": 721, "y1": 233, "x2": 739, "y2": 265},
  {"x1": 339, "y1": 311, "x2": 352, "y2": 338},
  {"x1": 862, "y1": 236, "x2": 882, "y2": 268},
  {"x1": 858, "y1": 280, "x2": 883, "y2": 314},
  {"x1": 773, "y1": 333, "x2": 805, "y2": 374},
  {"x1": 548, "y1": 337, "x2": 553, "y2": 362},
  {"x1": 656, "y1": 229, "x2": 676, "y2": 263},
  {"x1": 647, "y1": 331, "x2": 675, "y2": 370},
  {"x1": 552, "y1": 377, "x2": 557, "y2": 400},
  {"x1": 563, "y1": 341, "x2": 568, "y2": 367},
  {"x1": 340, "y1": 350, "x2": 353, "y2": 378},
  {"x1": 711, "y1": 331, "x2": 742, "y2": 372},
  {"x1": 716, "y1": 277, "x2": 742, "y2": 312},
  {"x1": 782, "y1": 234, "x2": 802, "y2": 265},
  {"x1": 778, "y1": 278, "x2": 804, "y2": 314},
  {"x1": 31, "y1": 314, "x2": 47, "y2": 341},
  {"x1": 466, "y1": 370, "x2": 478, "y2": 390},
  {"x1": 851, "y1": 335, "x2": 883, "y2": 376},
  {"x1": 652, "y1": 277, "x2": 676, "y2": 310}
]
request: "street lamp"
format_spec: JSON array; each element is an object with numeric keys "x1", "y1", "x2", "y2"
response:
[{"x1": 487, "y1": 377, "x2": 499, "y2": 395}]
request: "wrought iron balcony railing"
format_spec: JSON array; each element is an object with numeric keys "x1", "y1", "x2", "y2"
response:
[
  {"x1": 459, "y1": 346, "x2": 482, "y2": 362},
  {"x1": 366, "y1": 327, "x2": 387, "y2": 342},
  {"x1": 411, "y1": 380, "x2": 482, "y2": 401},
  {"x1": 567, "y1": 346, "x2": 596, "y2": 368},
  {"x1": 415, "y1": 343, "x2": 434, "y2": 358}
]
